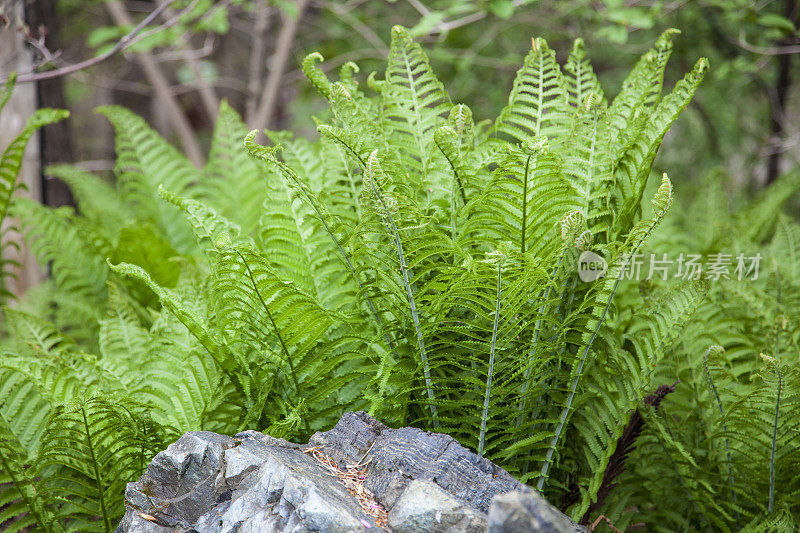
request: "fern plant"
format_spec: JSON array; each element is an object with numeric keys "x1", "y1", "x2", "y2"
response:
[
  {"x1": 598, "y1": 169, "x2": 800, "y2": 531},
  {"x1": 0, "y1": 74, "x2": 68, "y2": 305},
  {"x1": 8, "y1": 26, "x2": 795, "y2": 532}
]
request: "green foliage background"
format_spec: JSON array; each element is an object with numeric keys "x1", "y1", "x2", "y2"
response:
[{"x1": 41, "y1": 0, "x2": 798, "y2": 189}]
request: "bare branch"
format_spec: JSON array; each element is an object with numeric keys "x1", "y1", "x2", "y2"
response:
[
  {"x1": 324, "y1": 1, "x2": 388, "y2": 52},
  {"x1": 736, "y1": 30, "x2": 800, "y2": 56},
  {"x1": 430, "y1": 0, "x2": 530, "y2": 36},
  {"x1": 251, "y1": 0, "x2": 309, "y2": 130},
  {"x1": 4, "y1": 0, "x2": 179, "y2": 83},
  {"x1": 150, "y1": 35, "x2": 215, "y2": 62},
  {"x1": 407, "y1": 0, "x2": 431, "y2": 16}
]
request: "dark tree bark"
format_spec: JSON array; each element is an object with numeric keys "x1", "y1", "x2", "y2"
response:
[
  {"x1": 25, "y1": 0, "x2": 75, "y2": 207},
  {"x1": 765, "y1": 0, "x2": 799, "y2": 185}
]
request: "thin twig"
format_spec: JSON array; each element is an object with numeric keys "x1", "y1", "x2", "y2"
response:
[
  {"x1": 736, "y1": 31, "x2": 800, "y2": 56},
  {"x1": 435, "y1": 0, "x2": 528, "y2": 35},
  {"x1": 149, "y1": 35, "x2": 215, "y2": 62},
  {"x1": 590, "y1": 514, "x2": 623, "y2": 533},
  {"x1": 122, "y1": 0, "x2": 203, "y2": 51},
  {"x1": 323, "y1": 1, "x2": 388, "y2": 52},
  {"x1": 407, "y1": 0, "x2": 431, "y2": 16},
  {"x1": 5, "y1": 0, "x2": 179, "y2": 83}
]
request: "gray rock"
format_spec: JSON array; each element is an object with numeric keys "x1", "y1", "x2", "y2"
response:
[
  {"x1": 388, "y1": 480, "x2": 486, "y2": 533},
  {"x1": 486, "y1": 490, "x2": 586, "y2": 533},
  {"x1": 116, "y1": 411, "x2": 584, "y2": 533},
  {"x1": 118, "y1": 430, "x2": 235, "y2": 529},
  {"x1": 309, "y1": 412, "x2": 523, "y2": 512}
]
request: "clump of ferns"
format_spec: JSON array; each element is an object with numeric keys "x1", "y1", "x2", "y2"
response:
[{"x1": 0, "y1": 25, "x2": 737, "y2": 531}]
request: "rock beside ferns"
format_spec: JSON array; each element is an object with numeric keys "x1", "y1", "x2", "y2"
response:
[{"x1": 115, "y1": 411, "x2": 585, "y2": 532}]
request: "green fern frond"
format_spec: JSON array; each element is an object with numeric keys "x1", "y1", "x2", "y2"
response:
[
  {"x1": 302, "y1": 52, "x2": 333, "y2": 98},
  {"x1": 538, "y1": 175, "x2": 674, "y2": 491},
  {"x1": 434, "y1": 104, "x2": 485, "y2": 223},
  {"x1": 107, "y1": 260, "x2": 246, "y2": 391},
  {"x1": 464, "y1": 138, "x2": 580, "y2": 259},
  {"x1": 201, "y1": 100, "x2": 267, "y2": 237},
  {"x1": 97, "y1": 286, "x2": 149, "y2": 393},
  {"x1": 736, "y1": 171, "x2": 800, "y2": 244},
  {"x1": 0, "y1": 417, "x2": 63, "y2": 533},
  {"x1": 13, "y1": 198, "x2": 108, "y2": 330},
  {"x1": 0, "y1": 104, "x2": 68, "y2": 302},
  {"x1": 572, "y1": 280, "x2": 707, "y2": 517},
  {"x1": 607, "y1": 28, "x2": 680, "y2": 143},
  {"x1": 380, "y1": 25, "x2": 451, "y2": 179},
  {"x1": 160, "y1": 186, "x2": 244, "y2": 257},
  {"x1": 0, "y1": 361, "x2": 55, "y2": 455},
  {"x1": 361, "y1": 150, "x2": 438, "y2": 422},
  {"x1": 0, "y1": 107, "x2": 70, "y2": 224},
  {"x1": 37, "y1": 393, "x2": 166, "y2": 531},
  {"x1": 563, "y1": 39, "x2": 606, "y2": 110},
  {"x1": 97, "y1": 105, "x2": 198, "y2": 253},
  {"x1": 0, "y1": 72, "x2": 16, "y2": 114},
  {"x1": 740, "y1": 505, "x2": 798, "y2": 533},
  {"x1": 493, "y1": 37, "x2": 569, "y2": 146},
  {"x1": 614, "y1": 58, "x2": 708, "y2": 234},
  {"x1": 245, "y1": 131, "x2": 365, "y2": 313},
  {"x1": 561, "y1": 96, "x2": 614, "y2": 242},
  {"x1": 44, "y1": 164, "x2": 129, "y2": 239}
]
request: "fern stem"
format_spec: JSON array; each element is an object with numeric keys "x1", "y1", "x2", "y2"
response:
[
  {"x1": 520, "y1": 154, "x2": 532, "y2": 255},
  {"x1": 479, "y1": 262, "x2": 502, "y2": 457},
  {"x1": 443, "y1": 152, "x2": 468, "y2": 207},
  {"x1": 365, "y1": 153, "x2": 437, "y2": 425},
  {"x1": 702, "y1": 346, "x2": 736, "y2": 511},
  {"x1": 538, "y1": 214, "x2": 663, "y2": 490},
  {"x1": 400, "y1": 43, "x2": 431, "y2": 177},
  {"x1": 769, "y1": 361, "x2": 781, "y2": 514},
  {"x1": 315, "y1": 207, "x2": 391, "y2": 342},
  {"x1": 447, "y1": 163, "x2": 464, "y2": 243},
  {"x1": 517, "y1": 249, "x2": 567, "y2": 430},
  {"x1": 80, "y1": 400, "x2": 111, "y2": 532},
  {"x1": 312, "y1": 133, "x2": 397, "y2": 348},
  {"x1": 319, "y1": 135, "x2": 430, "y2": 415},
  {"x1": 235, "y1": 250, "x2": 310, "y2": 433},
  {"x1": 269, "y1": 145, "x2": 391, "y2": 349},
  {"x1": 312, "y1": 207, "x2": 400, "y2": 413}
]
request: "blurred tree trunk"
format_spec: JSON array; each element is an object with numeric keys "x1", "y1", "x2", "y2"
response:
[
  {"x1": 246, "y1": 1, "x2": 272, "y2": 125},
  {"x1": 251, "y1": 0, "x2": 309, "y2": 130},
  {"x1": 0, "y1": 0, "x2": 46, "y2": 294},
  {"x1": 25, "y1": 0, "x2": 75, "y2": 207},
  {"x1": 766, "y1": 0, "x2": 798, "y2": 184}
]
